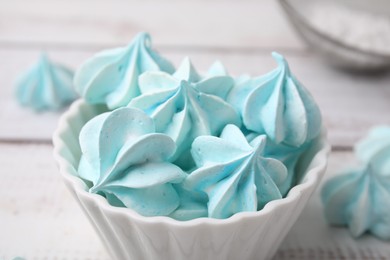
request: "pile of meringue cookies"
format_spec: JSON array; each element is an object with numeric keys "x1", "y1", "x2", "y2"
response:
[
  {"x1": 70, "y1": 32, "x2": 323, "y2": 221},
  {"x1": 14, "y1": 32, "x2": 390, "y2": 239}
]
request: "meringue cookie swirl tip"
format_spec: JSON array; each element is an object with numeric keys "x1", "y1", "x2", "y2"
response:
[
  {"x1": 128, "y1": 58, "x2": 240, "y2": 169},
  {"x1": 228, "y1": 52, "x2": 322, "y2": 147},
  {"x1": 74, "y1": 32, "x2": 174, "y2": 109},
  {"x1": 207, "y1": 60, "x2": 228, "y2": 77},
  {"x1": 78, "y1": 107, "x2": 186, "y2": 217},
  {"x1": 16, "y1": 53, "x2": 77, "y2": 111},
  {"x1": 185, "y1": 124, "x2": 287, "y2": 219}
]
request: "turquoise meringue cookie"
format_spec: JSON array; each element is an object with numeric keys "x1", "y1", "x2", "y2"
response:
[
  {"x1": 264, "y1": 140, "x2": 306, "y2": 196},
  {"x1": 322, "y1": 125, "x2": 390, "y2": 239},
  {"x1": 169, "y1": 184, "x2": 208, "y2": 221},
  {"x1": 207, "y1": 60, "x2": 228, "y2": 77},
  {"x1": 355, "y1": 126, "x2": 390, "y2": 174},
  {"x1": 78, "y1": 107, "x2": 186, "y2": 217},
  {"x1": 16, "y1": 53, "x2": 77, "y2": 111},
  {"x1": 228, "y1": 52, "x2": 322, "y2": 147},
  {"x1": 185, "y1": 124, "x2": 287, "y2": 219},
  {"x1": 128, "y1": 58, "x2": 240, "y2": 169},
  {"x1": 74, "y1": 32, "x2": 174, "y2": 109},
  {"x1": 171, "y1": 57, "x2": 234, "y2": 99},
  {"x1": 247, "y1": 131, "x2": 307, "y2": 196},
  {"x1": 321, "y1": 164, "x2": 390, "y2": 240}
]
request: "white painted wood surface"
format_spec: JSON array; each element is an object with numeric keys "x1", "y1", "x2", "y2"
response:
[
  {"x1": 0, "y1": 0, "x2": 389, "y2": 259},
  {"x1": 0, "y1": 144, "x2": 110, "y2": 260},
  {"x1": 0, "y1": 0, "x2": 302, "y2": 50}
]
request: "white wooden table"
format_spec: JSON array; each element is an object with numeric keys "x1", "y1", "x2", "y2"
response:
[{"x1": 1, "y1": 1, "x2": 390, "y2": 259}]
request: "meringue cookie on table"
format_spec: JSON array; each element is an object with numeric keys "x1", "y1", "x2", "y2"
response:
[
  {"x1": 321, "y1": 164, "x2": 390, "y2": 240},
  {"x1": 322, "y1": 125, "x2": 390, "y2": 240},
  {"x1": 74, "y1": 32, "x2": 174, "y2": 110},
  {"x1": 354, "y1": 126, "x2": 390, "y2": 174},
  {"x1": 78, "y1": 107, "x2": 186, "y2": 217},
  {"x1": 16, "y1": 53, "x2": 77, "y2": 111},
  {"x1": 228, "y1": 52, "x2": 322, "y2": 147},
  {"x1": 128, "y1": 58, "x2": 240, "y2": 169},
  {"x1": 185, "y1": 124, "x2": 287, "y2": 219}
]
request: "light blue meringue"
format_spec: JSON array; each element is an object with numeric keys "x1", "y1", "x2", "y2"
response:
[
  {"x1": 355, "y1": 126, "x2": 390, "y2": 174},
  {"x1": 321, "y1": 165, "x2": 390, "y2": 240},
  {"x1": 171, "y1": 57, "x2": 234, "y2": 99},
  {"x1": 265, "y1": 140, "x2": 307, "y2": 196},
  {"x1": 322, "y1": 126, "x2": 390, "y2": 240},
  {"x1": 168, "y1": 184, "x2": 208, "y2": 221},
  {"x1": 73, "y1": 46, "x2": 325, "y2": 220},
  {"x1": 207, "y1": 60, "x2": 228, "y2": 77},
  {"x1": 184, "y1": 124, "x2": 287, "y2": 219},
  {"x1": 74, "y1": 32, "x2": 174, "y2": 110},
  {"x1": 128, "y1": 58, "x2": 240, "y2": 169},
  {"x1": 245, "y1": 130, "x2": 307, "y2": 196},
  {"x1": 228, "y1": 52, "x2": 322, "y2": 147},
  {"x1": 78, "y1": 107, "x2": 186, "y2": 217},
  {"x1": 16, "y1": 53, "x2": 77, "y2": 111}
]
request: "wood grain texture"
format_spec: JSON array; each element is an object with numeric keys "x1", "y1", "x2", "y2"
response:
[
  {"x1": 1, "y1": 48, "x2": 390, "y2": 146},
  {"x1": 0, "y1": 0, "x2": 303, "y2": 50},
  {"x1": 0, "y1": 144, "x2": 110, "y2": 260}
]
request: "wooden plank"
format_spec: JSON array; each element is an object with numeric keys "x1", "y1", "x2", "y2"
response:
[
  {"x1": 0, "y1": 0, "x2": 303, "y2": 50},
  {"x1": 1, "y1": 48, "x2": 389, "y2": 146},
  {"x1": 1, "y1": 144, "x2": 388, "y2": 258},
  {"x1": 0, "y1": 143, "x2": 110, "y2": 259}
]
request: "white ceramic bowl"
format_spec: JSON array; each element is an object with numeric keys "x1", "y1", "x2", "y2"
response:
[{"x1": 53, "y1": 100, "x2": 330, "y2": 260}]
